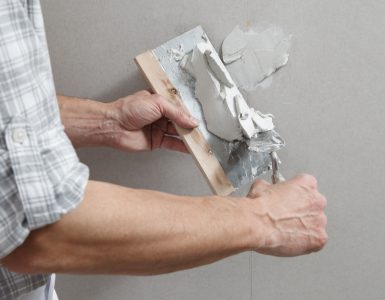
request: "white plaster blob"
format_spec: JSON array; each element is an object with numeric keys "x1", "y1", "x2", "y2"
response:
[
  {"x1": 222, "y1": 25, "x2": 292, "y2": 91},
  {"x1": 180, "y1": 42, "x2": 274, "y2": 142},
  {"x1": 169, "y1": 44, "x2": 185, "y2": 61}
]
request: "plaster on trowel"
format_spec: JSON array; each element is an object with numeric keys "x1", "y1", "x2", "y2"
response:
[{"x1": 135, "y1": 26, "x2": 285, "y2": 196}]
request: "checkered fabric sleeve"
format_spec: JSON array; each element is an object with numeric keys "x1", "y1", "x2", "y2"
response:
[{"x1": 0, "y1": 1, "x2": 89, "y2": 299}]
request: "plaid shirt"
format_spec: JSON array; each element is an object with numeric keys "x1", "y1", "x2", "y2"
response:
[{"x1": 0, "y1": 1, "x2": 89, "y2": 299}]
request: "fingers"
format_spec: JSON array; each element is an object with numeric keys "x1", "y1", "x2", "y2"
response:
[
  {"x1": 248, "y1": 180, "x2": 271, "y2": 198},
  {"x1": 309, "y1": 218, "x2": 328, "y2": 252},
  {"x1": 134, "y1": 90, "x2": 151, "y2": 96},
  {"x1": 152, "y1": 119, "x2": 177, "y2": 135},
  {"x1": 151, "y1": 119, "x2": 190, "y2": 154},
  {"x1": 250, "y1": 173, "x2": 328, "y2": 257},
  {"x1": 160, "y1": 136, "x2": 189, "y2": 153},
  {"x1": 153, "y1": 95, "x2": 199, "y2": 129},
  {"x1": 166, "y1": 122, "x2": 178, "y2": 136},
  {"x1": 290, "y1": 174, "x2": 327, "y2": 211},
  {"x1": 315, "y1": 192, "x2": 327, "y2": 209},
  {"x1": 292, "y1": 174, "x2": 328, "y2": 251},
  {"x1": 127, "y1": 92, "x2": 199, "y2": 129},
  {"x1": 291, "y1": 174, "x2": 318, "y2": 190}
]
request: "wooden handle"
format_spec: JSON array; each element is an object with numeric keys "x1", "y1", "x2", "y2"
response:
[{"x1": 135, "y1": 51, "x2": 235, "y2": 196}]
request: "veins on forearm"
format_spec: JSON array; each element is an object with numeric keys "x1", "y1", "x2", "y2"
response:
[{"x1": 57, "y1": 95, "x2": 121, "y2": 148}]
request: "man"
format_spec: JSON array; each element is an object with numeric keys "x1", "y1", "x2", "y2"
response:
[{"x1": 0, "y1": 1, "x2": 327, "y2": 299}]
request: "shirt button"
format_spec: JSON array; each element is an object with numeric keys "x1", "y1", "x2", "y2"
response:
[{"x1": 12, "y1": 128, "x2": 27, "y2": 144}]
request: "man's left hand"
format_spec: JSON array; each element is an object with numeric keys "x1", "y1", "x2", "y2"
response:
[
  {"x1": 107, "y1": 90, "x2": 199, "y2": 153},
  {"x1": 58, "y1": 91, "x2": 198, "y2": 153}
]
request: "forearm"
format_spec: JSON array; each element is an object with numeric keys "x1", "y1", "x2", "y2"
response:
[
  {"x1": 2, "y1": 181, "x2": 256, "y2": 275},
  {"x1": 57, "y1": 95, "x2": 119, "y2": 148}
]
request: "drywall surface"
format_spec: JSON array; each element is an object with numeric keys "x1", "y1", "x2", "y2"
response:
[
  {"x1": 41, "y1": 1, "x2": 385, "y2": 299},
  {"x1": 222, "y1": 24, "x2": 291, "y2": 91}
]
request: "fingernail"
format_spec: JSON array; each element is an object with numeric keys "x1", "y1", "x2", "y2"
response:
[{"x1": 190, "y1": 116, "x2": 199, "y2": 126}]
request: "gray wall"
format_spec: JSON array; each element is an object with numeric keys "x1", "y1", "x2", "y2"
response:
[{"x1": 41, "y1": 1, "x2": 385, "y2": 299}]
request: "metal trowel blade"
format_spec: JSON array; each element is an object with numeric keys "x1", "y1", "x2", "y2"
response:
[{"x1": 151, "y1": 26, "x2": 284, "y2": 189}]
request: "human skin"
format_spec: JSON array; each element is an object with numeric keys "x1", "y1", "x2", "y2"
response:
[
  {"x1": 57, "y1": 91, "x2": 198, "y2": 153},
  {"x1": 1, "y1": 92, "x2": 327, "y2": 275}
]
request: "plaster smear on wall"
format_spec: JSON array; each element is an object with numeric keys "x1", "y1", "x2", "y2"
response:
[
  {"x1": 222, "y1": 25, "x2": 292, "y2": 91},
  {"x1": 179, "y1": 42, "x2": 274, "y2": 142}
]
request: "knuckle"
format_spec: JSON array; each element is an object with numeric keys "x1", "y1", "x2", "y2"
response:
[
  {"x1": 312, "y1": 196, "x2": 322, "y2": 210},
  {"x1": 319, "y1": 194, "x2": 327, "y2": 208},
  {"x1": 298, "y1": 184, "x2": 311, "y2": 196},
  {"x1": 319, "y1": 213, "x2": 328, "y2": 227},
  {"x1": 296, "y1": 173, "x2": 308, "y2": 180},
  {"x1": 319, "y1": 233, "x2": 328, "y2": 247},
  {"x1": 312, "y1": 193, "x2": 327, "y2": 210},
  {"x1": 297, "y1": 174, "x2": 318, "y2": 188},
  {"x1": 314, "y1": 230, "x2": 328, "y2": 251},
  {"x1": 153, "y1": 94, "x2": 164, "y2": 105},
  {"x1": 305, "y1": 174, "x2": 318, "y2": 187},
  {"x1": 151, "y1": 95, "x2": 166, "y2": 114}
]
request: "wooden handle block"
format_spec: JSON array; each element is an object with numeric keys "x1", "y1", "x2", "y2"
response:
[{"x1": 135, "y1": 51, "x2": 235, "y2": 196}]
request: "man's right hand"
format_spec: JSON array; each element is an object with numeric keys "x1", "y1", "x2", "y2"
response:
[
  {"x1": 247, "y1": 174, "x2": 328, "y2": 257},
  {"x1": 2, "y1": 175, "x2": 327, "y2": 275}
]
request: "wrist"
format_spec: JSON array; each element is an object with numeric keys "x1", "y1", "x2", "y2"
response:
[
  {"x1": 204, "y1": 195, "x2": 264, "y2": 253},
  {"x1": 58, "y1": 95, "x2": 121, "y2": 148},
  {"x1": 237, "y1": 196, "x2": 269, "y2": 252}
]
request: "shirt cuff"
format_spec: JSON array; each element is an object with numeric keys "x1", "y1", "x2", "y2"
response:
[{"x1": 0, "y1": 115, "x2": 89, "y2": 258}]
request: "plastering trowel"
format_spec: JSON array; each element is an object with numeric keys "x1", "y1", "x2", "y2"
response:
[{"x1": 135, "y1": 26, "x2": 284, "y2": 196}]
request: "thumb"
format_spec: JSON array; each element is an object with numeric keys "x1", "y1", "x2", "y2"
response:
[
  {"x1": 155, "y1": 95, "x2": 199, "y2": 129},
  {"x1": 248, "y1": 180, "x2": 271, "y2": 198}
]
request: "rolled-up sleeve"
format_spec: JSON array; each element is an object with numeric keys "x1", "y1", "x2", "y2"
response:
[
  {"x1": 0, "y1": 0, "x2": 89, "y2": 260},
  {"x1": 0, "y1": 118, "x2": 89, "y2": 259}
]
